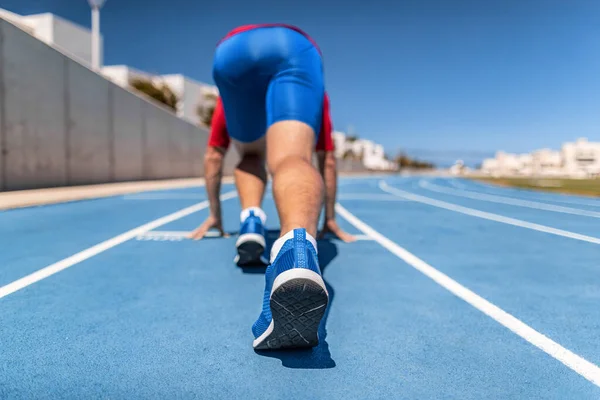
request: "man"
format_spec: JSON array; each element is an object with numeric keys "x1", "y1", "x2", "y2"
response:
[
  {"x1": 189, "y1": 24, "x2": 339, "y2": 351},
  {"x1": 190, "y1": 93, "x2": 355, "y2": 251}
]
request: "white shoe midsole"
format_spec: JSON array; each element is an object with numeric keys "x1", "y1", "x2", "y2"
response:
[
  {"x1": 236, "y1": 233, "x2": 266, "y2": 249},
  {"x1": 271, "y1": 268, "x2": 327, "y2": 296},
  {"x1": 252, "y1": 268, "x2": 328, "y2": 348}
]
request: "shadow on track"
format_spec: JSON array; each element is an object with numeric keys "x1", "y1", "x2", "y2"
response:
[{"x1": 249, "y1": 230, "x2": 338, "y2": 369}]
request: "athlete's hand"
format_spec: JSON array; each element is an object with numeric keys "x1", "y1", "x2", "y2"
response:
[
  {"x1": 318, "y1": 219, "x2": 356, "y2": 243},
  {"x1": 189, "y1": 215, "x2": 229, "y2": 240}
]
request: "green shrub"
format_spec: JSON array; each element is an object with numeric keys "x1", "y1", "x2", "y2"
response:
[{"x1": 130, "y1": 78, "x2": 178, "y2": 111}]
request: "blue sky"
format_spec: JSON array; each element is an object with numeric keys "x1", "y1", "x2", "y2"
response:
[{"x1": 3, "y1": 0, "x2": 600, "y2": 165}]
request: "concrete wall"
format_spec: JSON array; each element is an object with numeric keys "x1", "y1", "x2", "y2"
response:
[
  {"x1": 0, "y1": 18, "x2": 211, "y2": 191},
  {"x1": 2, "y1": 17, "x2": 68, "y2": 189}
]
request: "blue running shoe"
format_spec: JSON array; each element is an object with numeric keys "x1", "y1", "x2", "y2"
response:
[
  {"x1": 252, "y1": 228, "x2": 329, "y2": 350},
  {"x1": 235, "y1": 209, "x2": 268, "y2": 266}
]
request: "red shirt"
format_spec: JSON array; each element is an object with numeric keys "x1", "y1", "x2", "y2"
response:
[
  {"x1": 208, "y1": 93, "x2": 335, "y2": 152},
  {"x1": 219, "y1": 24, "x2": 321, "y2": 54}
]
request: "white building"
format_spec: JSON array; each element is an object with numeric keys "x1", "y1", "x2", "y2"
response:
[
  {"x1": 562, "y1": 138, "x2": 600, "y2": 177},
  {"x1": 101, "y1": 65, "x2": 155, "y2": 88},
  {"x1": 332, "y1": 131, "x2": 347, "y2": 159},
  {"x1": 480, "y1": 158, "x2": 498, "y2": 174},
  {"x1": 0, "y1": 9, "x2": 102, "y2": 67},
  {"x1": 450, "y1": 160, "x2": 465, "y2": 175},
  {"x1": 479, "y1": 137, "x2": 600, "y2": 178},
  {"x1": 531, "y1": 148, "x2": 562, "y2": 176},
  {"x1": 363, "y1": 142, "x2": 393, "y2": 170},
  {"x1": 1, "y1": 8, "x2": 217, "y2": 125},
  {"x1": 101, "y1": 67, "x2": 218, "y2": 124},
  {"x1": 480, "y1": 151, "x2": 533, "y2": 177},
  {"x1": 332, "y1": 131, "x2": 395, "y2": 171},
  {"x1": 162, "y1": 74, "x2": 218, "y2": 125}
]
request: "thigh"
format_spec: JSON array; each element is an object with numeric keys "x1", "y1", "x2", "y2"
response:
[
  {"x1": 216, "y1": 80, "x2": 267, "y2": 144},
  {"x1": 266, "y1": 44, "x2": 325, "y2": 140},
  {"x1": 212, "y1": 36, "x2": 268, "y2": 144}
]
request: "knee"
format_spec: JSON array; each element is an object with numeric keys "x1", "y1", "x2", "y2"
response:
[
  {"x1": 324, "y1": 152, "x2": 336, "y2": 170},
  {"x1": 266, "y1": 120, "x2": 315, "y2": 172},
  {"x1": 204, "y1": 146, "x2": 225, "y2": 164},
  {"x1": 269, "y1": 154, "x2": 312, "y2": 175}
]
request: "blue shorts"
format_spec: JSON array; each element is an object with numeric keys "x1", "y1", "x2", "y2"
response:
[{"x1": 212, "y1": 27, "x2": 325, "y2": 144}]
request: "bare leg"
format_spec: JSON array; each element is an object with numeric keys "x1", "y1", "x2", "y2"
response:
[
  {"x1": 231, "y1": 139, "x2": 269, "y2": 265},
  {"x1": 267, "y1": 120, "x2": 324, "y2": 238},
  {"x1": 233, "y1": 138, "x2": 267, "y2": 210}
]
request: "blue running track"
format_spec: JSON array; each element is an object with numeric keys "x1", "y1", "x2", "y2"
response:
[{"x1": 1, "y1": 176, "x2": 600, "y2": 399}]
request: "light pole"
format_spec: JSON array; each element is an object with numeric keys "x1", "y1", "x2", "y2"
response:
[{"x1": 88, "y1": 0, "x2": 106, "y2": 71}]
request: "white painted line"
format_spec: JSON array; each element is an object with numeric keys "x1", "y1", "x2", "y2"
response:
[
  {"x1": 0, "y1": 191, "x2": 238, "y2": 299},
  {"x1": 337, "y1": 193, "x2": 411, "y2": 201},
  {"x1": 379, "y1": 181, "x2": 600, "y2": 245},
  {"x1": 467, "y1": 180, "x2": 600, "y2": 208},
  {"x1": 448, "y1": 179, "x2": 467, "y2": 189},
  {"x1": 139, "y1": 231, "x2": 192, "y2": 238},
  {"x1": 353, "y1": 234, "x2": 374, "y2": 241},
  {"x1": 420, "y1": 180, "x2": 600, "y2": 219},
  {"x1": 335, "y1": 202, "x2": 600, "y2": 388},
  {"x1": 123, "y1": 194, "x2": 206, "y2": 200},
  {"x1": 136, "y1": 235, "x2": 186, "y2": 242},
  {"x1": 136, "y1": 231, "x2": 189, "y2": 241},
  {"x1": 264, "y1": 193, "x2": 410, "y2": 202},
  {"x1": 136, "y1": 230, "x2": 224, "y2": 241}
]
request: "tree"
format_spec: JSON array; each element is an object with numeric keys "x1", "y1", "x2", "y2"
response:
[
  {"x1": 130, "y1": 78, "x2": 178, "y2": 111},
  {"x1": 395, "y1": 152, "x2": 411, "y2": 168},
  {"x1": 196, "y1": 91, "x2": 218, "y2": 127},
  {"x1": 342, "y1": 149, "x2": 354, "y2": 161},
  {"x1": 394, "y1": 152, "x2": 435, "y2": 170}
]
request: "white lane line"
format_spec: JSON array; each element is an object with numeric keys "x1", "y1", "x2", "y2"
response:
[
  {"x1": 337, "y1": 194, "x2": 411, "y2": 201},
  {"x1": 448, "y1": 179, "x2": 467, "y2": 189},
  {"x1": 138, "y1": 230, "x2": 193, "y2": 238},
  {"x1": 420, "y1": 180, "x2": 600, "y2": 219},
  {"x1": 353, "y1": 234, "x2": 374, "y2": 241},
  {"x1": 379, "y1": 181, "x2": 600, "y2": 245},
  {"x1": 137, "y1": 231, "x2": 372, "y2": 242},
  {"x1": 467, "y1": 180, "x2": 600, "y2": 208},
  {"x1": 136, "y1": 230, "x2": 224, "y2": 241},
  {"x1": 123, "y1": 193, "x2": 207, "y2": 200},
  {"x1": 264, "y1": 193, "x2": 410, "y2": 201},
  {"x1": 335, "y1": 202, "x2": 600, "y2": 388},
  {"x1": 0, "y1": 191, "x2": 238, "y2": 300}
]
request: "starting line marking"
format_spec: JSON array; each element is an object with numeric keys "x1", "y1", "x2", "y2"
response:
[
  {"x1": 136, "y1": 231, "x2": 221, "y2": 241},
  {"x1": 136, "y1": 231, "x2": 374, "y2": 242},
  {"x1": 354, "y1": 234, "x2": 374, "y2": 241},
  {"x1": 124, "y1": 194, "x2": 207, "y2": 200}
]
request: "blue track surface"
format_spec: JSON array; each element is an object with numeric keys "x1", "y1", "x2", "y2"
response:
[{"x1": 1, "y1": 176, "x2": 600, "y2": 399}]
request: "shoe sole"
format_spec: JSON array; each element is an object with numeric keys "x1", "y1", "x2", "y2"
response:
[
  {"x1": 253, "y1": 269, "x2": 328, "y2": 350},
  {"x1": 235, "y1": 233, "x2": 267, "y2": 266}
]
